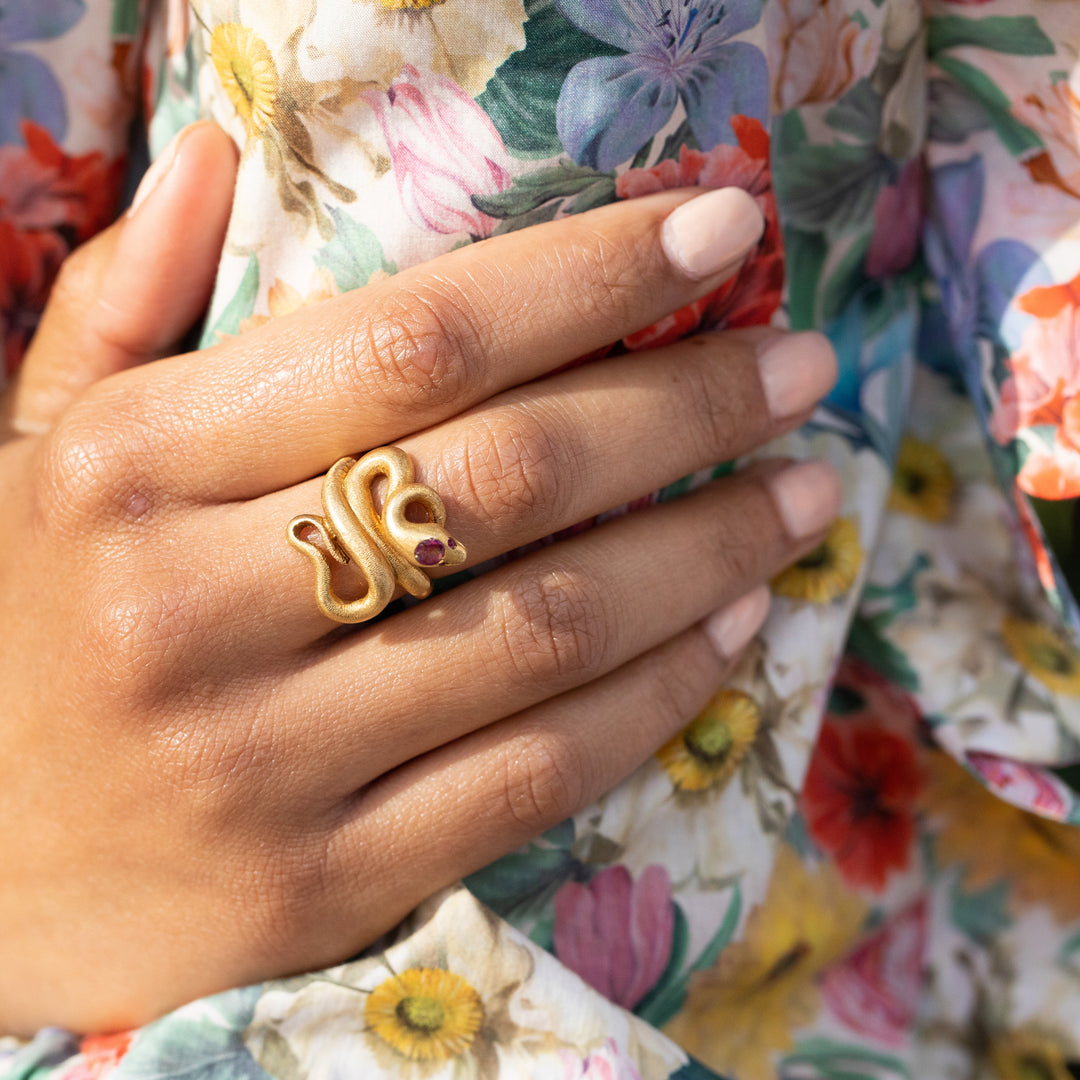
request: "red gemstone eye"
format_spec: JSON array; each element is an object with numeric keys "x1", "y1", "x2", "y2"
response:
[{"x1": 414, "y1": 538, "x2": 445, "y2": 566}]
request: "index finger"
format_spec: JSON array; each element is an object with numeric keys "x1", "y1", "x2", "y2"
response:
[{"x1": 75, "y1": 186, "x2": 765, "y2": 503}]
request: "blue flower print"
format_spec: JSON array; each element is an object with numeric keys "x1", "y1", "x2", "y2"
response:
[
  {"x1": 923, "y1": 155, "x2": 1045, "y2": 368},
  {"x1": 554, "y1": 0, "x2": 768, "y2": 172},
  {"x1": 0, "y1": 0, "x2": 85, "y2": 146}
]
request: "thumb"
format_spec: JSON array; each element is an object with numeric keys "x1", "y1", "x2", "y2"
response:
[{"x1": 9, "y1": 120, "x2": 239, "y2": 434}]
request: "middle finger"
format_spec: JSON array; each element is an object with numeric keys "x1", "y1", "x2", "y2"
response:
[{"x1": 221, "y1": 327, "x2": 837, "y2": 645}]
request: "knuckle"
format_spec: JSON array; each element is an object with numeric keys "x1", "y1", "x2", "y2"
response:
[
  {"x1": 338, "y1": 285, "x2": 483, "y2": 414},
  {"x1": 37, "y1": 396, "x2": 158, "y2": 533},
  {"x1": 714, "y1": 521, "x2": 762, "y2": 587},
  {"x1": 679, "y1": 349, "x2": 752, "y2": 455},
  {"x1": 453, "y1": 406, "x2": 564, "y2": 522},
  {"x1": 557, "y1": 224, "x2": 659, "y2": 332},
  {"x1": 708, "y1": 477, "x2": 783, "y2": 584},
  {"x1": 498, "y1": 566, "x2": 610, "y2": 685},
  {"x1": 84, "y1": 573, "x2": 210, "y2": 702},
  {"x1": 498, "y1": 731, "x2": 586, "y2": 832},
  {"x1": 651, "y1": 656, "x2": 710, "y2": 725}
]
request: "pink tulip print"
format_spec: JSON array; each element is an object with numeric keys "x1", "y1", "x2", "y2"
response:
[
  {"x1": 366, "y1": 65, "x2": 512, "y2": 237},
  {"x1": 553, "y1": 864, "x2": 674, "y2": 1011},
  {"x1": 820, "y1": 899, "x2": 927, "y2": 1046}
]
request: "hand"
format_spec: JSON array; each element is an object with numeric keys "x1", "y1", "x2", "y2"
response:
[{"x1": 0, "y1": 122, "x2": 838, "y2": 1035}]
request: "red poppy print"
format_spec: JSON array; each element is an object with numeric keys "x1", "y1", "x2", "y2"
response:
[
  {"x1": 616, "y1": 116, "x2": 783, "y2": 350},
  {"x1": 801, "y1": 720, "x2": 922, "y2": 891},
  {"x1": 0, "y1": 121, "x2": 124, "y2": 375}
]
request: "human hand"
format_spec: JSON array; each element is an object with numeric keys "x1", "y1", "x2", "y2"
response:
[{"x1": 0, "y1": 122, "x2": 838, "y2": 1035}]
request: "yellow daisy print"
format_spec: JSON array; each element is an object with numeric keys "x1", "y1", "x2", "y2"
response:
[
  {"x1": 988, "y1": 1027, "x2": 1075, "y2": 1080},
  {"x1": 665, "y1": 846, "x2": 866, "y2": 1080},
  {"x1": 1002, "y1": 615, "x2": 1080, "y2": 696},
  {"x1": 378, "y1": 0, "x2": 449, "y2": 7},
  {"x1": 772, "y1": 516, "x2": 863, "y2": 604},
  {"x1": 210, "y1": 23, "x2": 278, "y2": 135},
  {"x1": 922, "y1": 751, "x2": 1080, "y2": 922},
  {"x1": 889, "y1": 435, "x2": 955, "y2": 522},
  {"x1": 365, "y1": 967, "x2": 484, "y2": 1062},
  {"x1": 657, "y1": 689, "x2": 761, "y2": 793}
]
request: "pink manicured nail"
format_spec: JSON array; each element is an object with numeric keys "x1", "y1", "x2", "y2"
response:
[
  {"x1": 127, "y1": 127, "x2": 189, "y2": 217},
  {"x1": 661, "y1": 188, "x2": 765, "y2": 281},
  {"x1": 768, "y1": 461, "x2": 843, "y2": 539},
  {"x1": 703, "y1": 585, "x2": 771, "y2": 659},
  {"x1": 757, "y1": 331, "x2": 838, "y2": 421}
]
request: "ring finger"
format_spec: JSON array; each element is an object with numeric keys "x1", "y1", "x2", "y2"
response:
[{"x1": 260, "y1": 457, "x2": 841, "y2": 801}]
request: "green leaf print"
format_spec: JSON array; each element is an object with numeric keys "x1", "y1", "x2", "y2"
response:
[
  {"x1": 927, "y1": 78, "x2": 992, "y2": 144},
  {"x1": 1057, "y1": 924, "x2": 1080, "y2": 965},
  {"x1": 927, "y1": 15, "x2": 1055, "y2": 58},
  {"x1": 824, "y1": 80, "x2": 883, "y2": 146},
  {"x1": 773, "y1": 143, "x2": 887, "y2": 235},
  {"x1": 821, "y1": 230, "x2": 874, "y2": 325},
  {"x1": 949, "y1": 877, "x2": 1012, "y2": 942},
  {"x1": 111, "y1": 0, "x2": 140, "y2": 36},
  {"x1": 201, "y1": 255, "x2": 259, "y2": 347},
  {"x1": 465, "y1": 844, "x2": 577, "y2": 911},
  {"x1": 845, "y1": 615, "x2": 919, "y2": 692},
  {"x1": 314, "y1": 207, "x2": 395, "y2": 292},
  {"x1": 784, "y1": 229, "x2": 828, "y2": 330},
  {"x1": 473, "y1": 161, "x2": 615, "y2": 219},
  {"x1": 933, "y1": 56, "x2": 1044, "y2": 158},
  {"x1": 478, "y1": 1, "x2": 625, "y2": 158},
  {"x1": 780, "y1": 1037, "x2": 911, "y2": 1079},
  {"x1": 692, "y1": 883, "x2": 742, "y2": 973},
  {"x1": 117, "y1": 988, "x2": 268, "y2": 1080}
]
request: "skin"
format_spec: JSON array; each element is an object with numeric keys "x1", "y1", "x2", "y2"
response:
[{"x1": 0, "y1": 123, "x2": 839, "y2": 1034}]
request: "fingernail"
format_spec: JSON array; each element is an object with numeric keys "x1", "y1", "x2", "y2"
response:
[
  {"x1": 768, "y1": 460, "x2": 843, "y2": 539},
  {"x1": 127, "y1": 128, "x2": 188, "y2": 217},
  {"x1": 661, "y1": 188, "x2": 765, "y2": 281},
  {"x1": 757, "y1": 331, "x2": 838, "y2": 421},
  {"x1": 703, "y1": 585, "x2": 771, "y2": 658}
]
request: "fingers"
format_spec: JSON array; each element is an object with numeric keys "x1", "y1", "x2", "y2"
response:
[
  {"x1": 9, "y1": 122, "x2": 238, "y2": 434},
  {"x1": 265, "y1": 459, "x2": 840, "y2": 795},
  {"x1": 221, "y1": 328, "x2": 837, "y2": 645},
  {"x1": 303, "y1": 598, "x2": 768, "y2": 964},
  {"x1": 83, "y1": 186, "x2": 766, "y2": 501}
]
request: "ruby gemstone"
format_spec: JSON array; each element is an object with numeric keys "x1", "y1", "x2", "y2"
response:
[{"x1": 414, "y1": 538, "x2": 445, "y2": 566}]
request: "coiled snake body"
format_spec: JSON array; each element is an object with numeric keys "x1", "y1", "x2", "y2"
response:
[{"x1": 287, "y1": 446, "x2": 467, "y2": 623}]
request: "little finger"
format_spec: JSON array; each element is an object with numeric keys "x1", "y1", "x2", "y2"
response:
[{"x1": 302, "y1": 595, "x2": 769, "y2": 965}]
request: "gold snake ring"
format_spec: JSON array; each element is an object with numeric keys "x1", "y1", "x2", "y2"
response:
[{"x1": 287, "y1": 446, "x2": 467, "y2": 623}]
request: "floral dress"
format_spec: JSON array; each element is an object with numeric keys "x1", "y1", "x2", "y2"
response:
[{"x1": 5, "y1": 0, "x2": 1080, "y2": 1077}]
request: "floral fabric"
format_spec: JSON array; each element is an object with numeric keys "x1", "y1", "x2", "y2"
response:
[{"x1": 4, "y1": 0, "x2": 1080, "y2": 1077}]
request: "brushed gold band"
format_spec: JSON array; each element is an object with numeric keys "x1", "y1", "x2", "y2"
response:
[{"x1": 287, "y1": 446, "x2": 467, "y2": 623}]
